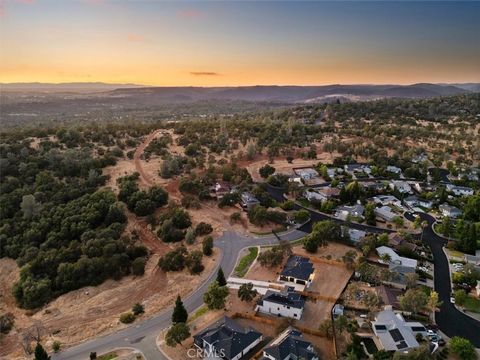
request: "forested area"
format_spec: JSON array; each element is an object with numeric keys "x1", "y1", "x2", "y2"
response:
[{"x1": 0, "y1": 133, "x2": 148, "y2": 309}]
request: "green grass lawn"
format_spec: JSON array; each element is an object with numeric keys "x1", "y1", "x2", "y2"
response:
[
  {"x1": 188, "y1": 306, "x2": 208, "y2": 323},
  {"x1": 98, "y1": 353, "x2": 117, "y2": 360},
  {"x1": 464, "y1": 295, "x2": 480, "y2": 313},
  {"x1": 234, "y1": 247, "x2": 258, "y2": 277}
]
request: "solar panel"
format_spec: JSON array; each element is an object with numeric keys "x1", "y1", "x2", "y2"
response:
[
  {"x1": 389, "y1": 329, "x2": 404, "y2": 342},
  {"x1": 375, "y1": 325, "x2": 387, "y2": 331},
  {"x1": 397, "y1": 341, "x2": 408, "y2": 350},
  {"x1": 411, "y1": 326, "x2": 425, "y2": 332}
]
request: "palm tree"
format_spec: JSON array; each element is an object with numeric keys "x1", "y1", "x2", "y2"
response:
[
  {"x1": 420, "y1": 220, "x2": 429, "y2": 242},
  {"x1": 238, "y1": 283, "x2": 257, "y2": 302}
]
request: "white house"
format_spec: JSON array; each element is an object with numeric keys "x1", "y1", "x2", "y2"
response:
[
  {"x1": 387, "y1": 166, "x2": 403, "y2": 175},
  {"x1": 193, "y1": 316, "x2": 262, "y2": 360},
  {"x1": 389, "y1": 181, "x2": 412, "y2": 194},
  {"x1": 375, "y1": 206, "x2": 398, "y2": 222},
  {"x1": 263, "y1": 328, "x2": 319, "y2": 360},
  {"x1": 256, "y1": 287, "x2": 305, "y2": 320},
  {"x1": 376, "y1": 246, "x2": 417, "y2": 270},
  {"x1": 372, "y1": 307, "x2": 427, "y2": 352},
  {"x1": 344, "y1": 164, "x2": 372, "y2": 175},
  {"x1": 335, "y1": 203, "x2": 365, "y2": 220},
  {"x1": 373, "y1": 195, "x2": 402, "y2": 208},
  {"x1": 446, "y1": 184, "x2": 474, "y2": 197},
  {"x1": 304, "y1": 189, "x2": 326, "y2": 203},
  {"x1": 403, "y1": 195, "x2": 433, "y2": 210},
  {"x1": 439, "y1": 203, "x2": 462, "y2": 218},
  {"x1": 295, "y1": 168, "x2": 319, "y2": 181}
]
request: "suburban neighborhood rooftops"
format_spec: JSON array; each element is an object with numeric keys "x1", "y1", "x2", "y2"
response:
[
  {"x1": 280, "y1": 256, "x2": 314, "y2": 281},
  {"x1": 193, "y1": 316, "x2": 262, "y2": 360},
  {"x1": 263, "y1": 327, "x2": 318, "y2": 360}
]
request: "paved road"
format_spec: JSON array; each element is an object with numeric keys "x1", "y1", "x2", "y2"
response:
[
  {"x1": 53, "y1": 228, "x2": 307, "y2": 360},
  {"x1": 405, "y1": 212, "x2": 480, "y2": 347}
]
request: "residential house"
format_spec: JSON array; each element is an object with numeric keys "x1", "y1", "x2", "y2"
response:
[
  {"x1": 210, "y1": 181, "x2": 232, "y2": 200},
  {"x1": 335, "y1": 203, "x2": 365, "y2": 220},
  {"x1": 386, "y1": 166, "x2": 403, "y2": 175},
  {"x1": 240, "y1": 192, "x2": 261, "y2": 211},
  {"x1": 344, "y1": 164, "x2": 372, "y2": 176},
  {"x1": 411, "y1": 154, "x2": 428, "y2": 164},
  {"x1": 262, "y1": 328, "x2": 319, "y2": 360},
  {"x1": 439, "y1": 204, "x2": 462, "y2": 218},
  {"x1": 295, "y1": 168, "x2": 319, "y2": 181},
  {"x1": 403, "y1": 195, "x2": 433, "y2": 210},
  {"x1": 375, "y1": 206, "x2": 398, "y2": 222},
  {"x1": 446, "y1": 184, "x2": 474, "y2": 197},
  {"x1": 193, "y1": 316, "x2": 263, "y2": 360},
  {"x1": 304, "y1": 189, "x2": 326, "y2": 203},
  {"x1": 347, "y1": 228, "x2": 367, "y2": 243},
  {"x1": 279, "y1": 256, "x2": 315, "y2": 288},
  {"x1": 376, "y1": 246, "x2": 417, "y2": 287},
  {"x1": 372, "y1": 307, "x2": 427, "y2": 352},
  {"x1": 388, "y1": 233, "x2": 417, "y2": 252},
  {"x1": 389, "y1": 181, "x2": 412, "y2": 194},
  {"x1": 373, "y1": 195, "x2": 402, "y2": 208},
  {"x1": 317, "y1": 186, "x2": 341, "y2": 199},
  {"x1": 256, "y1": 287, "x2": 306, "y2": 319}
]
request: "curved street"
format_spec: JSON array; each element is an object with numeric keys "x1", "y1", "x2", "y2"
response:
[
  {"x1": 405, "y1": 212, "x2": 480, "y2": 347},
  {"x1": 54, "y1": 190, "x2": 479, "y2": 359}
]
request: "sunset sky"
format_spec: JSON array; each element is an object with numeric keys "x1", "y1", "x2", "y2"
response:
[{"x1": 1, "y1": 0, "x2": 479, "y2": 86}]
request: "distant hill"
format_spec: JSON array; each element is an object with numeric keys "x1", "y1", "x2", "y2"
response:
[
  {"x1": 105, "y1": 83, "x2": 475, "y2": 103},
  {"x1": 0, "y1": 82, "x2": 143, "y2": 92}
]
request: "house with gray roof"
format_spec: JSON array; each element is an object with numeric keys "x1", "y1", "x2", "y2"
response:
[
  {"x1": 240, "y1": 192, "x2": 261, "y2": 211},
  {"x1": 193, "y1": 316, "x2": 262, "y2": 360},
  {"x1": 372, "y1": 307, "x2": 427, "y2": 353},
  {"x1": 439, "y1": 203, "x2": 462, "y2": 218},
  {"x1": 262, "y1": 327, "x2": 319, "y2": 360},
  {"x1": 256, "y1": 287, "x2": 306, "y2": 320}
]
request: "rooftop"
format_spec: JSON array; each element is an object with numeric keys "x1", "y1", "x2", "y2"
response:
[
  {"x1": 263, "y1": 327, "x2": 318, "y2": 360},
  {"x1": 194, "y1": 316, "x2": 262, "y2": 360},
  {"x1": 280, "y1": 255, "x2": 314, "y2": 281},
  {"x1": 258, "y1": 287, "x2": 306, "y2": 310}
]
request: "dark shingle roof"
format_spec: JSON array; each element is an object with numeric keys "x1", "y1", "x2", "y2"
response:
[
  {"x1": 258, "y1": 289, "x2": 305, "y2": 310},
  {"x1": 193, "y1": 316, "x2": 262, "y2": 360},
  {"x1": 263, "y1": 328, "x2": 318, "y2": 360},
  {"x1": 280, "y1": 256, "x2": 314, "y2": 281}
]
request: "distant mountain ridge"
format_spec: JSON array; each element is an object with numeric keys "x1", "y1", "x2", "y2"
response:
[
  {"x1": 106, "y1": 83, "x2": 476, "y2": 103},
  {"x1": 1, "y1": 82, "x2": 478, "y2": 102}
]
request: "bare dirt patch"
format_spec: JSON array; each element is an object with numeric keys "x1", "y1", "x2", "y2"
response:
[{"x1": 0, "y1": 248, "x2": 218, "y2": 357}]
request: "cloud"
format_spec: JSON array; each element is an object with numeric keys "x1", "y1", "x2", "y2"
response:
[
  {"x1": 177, "y1": 9, "x2": 204, "y2": 19},
  {"x1": 15, "y1": 0, "x2": 35, "y2": 3},
  {"x1": 127, "y1": 34, "x2": 144, "y2": 42},
  {"x1": 190, "y1": 72, "x2": 221, "y2": 76}
]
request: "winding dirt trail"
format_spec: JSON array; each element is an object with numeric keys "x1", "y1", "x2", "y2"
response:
[{"x1": 134, "y1": 129, "x2": 164, "y2": 187}]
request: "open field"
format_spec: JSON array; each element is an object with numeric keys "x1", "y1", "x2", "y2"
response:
[{"x1": 0, "y1": 247, "x2": 218, "y2": 357}]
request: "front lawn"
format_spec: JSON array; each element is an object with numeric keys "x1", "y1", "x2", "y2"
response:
[
  {"x1": 464, "y1": 295, "x2": 480, "y2": 313},
  {"x1": 234, "y1": 247, "x2": 259, "y2": 277}
]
